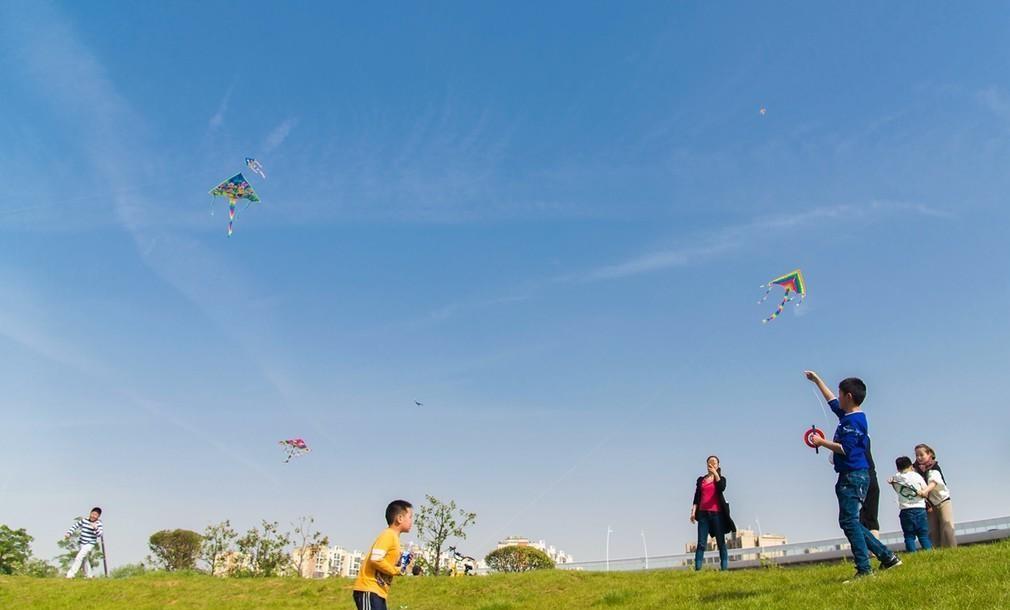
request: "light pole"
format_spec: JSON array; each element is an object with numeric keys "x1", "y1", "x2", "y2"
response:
[
  {"x1": 641, "y1": 530, "x2": 649, "y2": 570},
  {"x1": 606, "y1": 526, "x2": 613, "y2": 572}
]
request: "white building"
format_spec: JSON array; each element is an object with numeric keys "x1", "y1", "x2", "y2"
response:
[
  {"x1": 291, "y1": 545, "x2": 364, "y2": 579},
  {"x1": 685, "y1": 528, "x2": 788, "y2": 564}
]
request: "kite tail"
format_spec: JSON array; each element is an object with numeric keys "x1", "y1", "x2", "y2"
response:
[
  {"x1": 227, "y1": 197, "x2": 236, "y2": 237},
  {"x1": 762, "y1": 289, "x2": 792, "y2": 323},
  {"x1": 757, "y1": 284, "x2": 774, "y2": 304}
]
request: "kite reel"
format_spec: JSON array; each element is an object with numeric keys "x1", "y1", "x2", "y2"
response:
[{"x1": 804, "y1": 425, "x2": 825, "y2": 454}]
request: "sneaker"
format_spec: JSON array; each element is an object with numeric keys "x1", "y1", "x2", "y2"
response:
[
  {"x1": 879, "y1": 555, "x2": 903, "y2": 571},
  {"x1": 843, "y1": 571, "x2": 874, "y2": 584}
]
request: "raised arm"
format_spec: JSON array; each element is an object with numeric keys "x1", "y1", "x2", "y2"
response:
[
  {"x1": 65, "y1": 519, "x2": 83, "y2": 538},
  {"x1": 804, "y1": 371, "x2": 836, "y2": 403}
]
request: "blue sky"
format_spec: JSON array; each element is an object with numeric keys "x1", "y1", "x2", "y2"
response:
[{"x1": 2, "y1": 1, "x2": 1009, "y2": 567}]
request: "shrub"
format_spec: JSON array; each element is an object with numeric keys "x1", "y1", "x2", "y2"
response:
[
  {"x1": 485, "y1": 546, "x2": 554, "y2": 573},
  {"x1": 19, "y1": 558, "x2": 58, "y2": 578},
  {"x1": 149, "y1": 529, "x2": 203, "y2": 571},
  {"x1": 0, "y1": 525, "x2": 33, "y2": 575},
  {"x1": 110, "y1": 563, "x2": 148, "y2": 578}
]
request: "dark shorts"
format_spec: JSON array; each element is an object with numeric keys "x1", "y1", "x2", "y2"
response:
[
  {"x1": 859, "y1": 472, "x2": 880, "y2": 531},
  {"x1": 353, "y1": 591, "x2": 387, "y2": 610}
]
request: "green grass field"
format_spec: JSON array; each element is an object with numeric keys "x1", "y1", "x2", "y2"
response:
[{"x1": 3, "y1": 541, "x2": 1008, "y2": 609}]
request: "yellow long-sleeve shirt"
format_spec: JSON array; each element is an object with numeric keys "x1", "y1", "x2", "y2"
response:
[{"x1": 353, "y1": 528, "x2": 402, "y2": 599}]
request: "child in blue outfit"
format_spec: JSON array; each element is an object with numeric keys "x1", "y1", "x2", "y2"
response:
[{"x1": 804, "y1": 371, "x2": 901, "y2": 580}]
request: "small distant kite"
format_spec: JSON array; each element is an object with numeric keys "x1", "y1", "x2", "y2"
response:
[
  {"x1": 759, "y1": 107, "x2": 767, "y2": 116},
  {"x1": 278, "y1": 438, "x2": 310, "y2": 463},
  {"x1": 758, "y1": 269, "x2": 806, "y2": 323},
  {"x1": 245, "y1": 158, "x2": 266, "y2": 180},
  {"x1": 209, "y1": 173, "x2": 260, "y2": 237},
  {"x1": 414, "y1": 401, "x2": 423, "y2": 407}
]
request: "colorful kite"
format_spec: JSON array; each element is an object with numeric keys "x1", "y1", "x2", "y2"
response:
[
  {"x1": 209, "y1": 173, "x2": 260, "y2": 237},
  {"x1": 758, "y1": 269, "x2": 806, "y2": 323},
  {"x1": 245, "y1": 158, "x2": 266, "y2": 180},
  {"x1": 278, "y1": 438, "x2": 310, "y2": 463}
]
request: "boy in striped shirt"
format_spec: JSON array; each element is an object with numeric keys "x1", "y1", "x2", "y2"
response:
[{"x1": 64, "y1": 507, "x2": 103, "y2": 578}]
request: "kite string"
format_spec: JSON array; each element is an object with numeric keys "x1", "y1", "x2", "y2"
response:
[{"x1": 809, "y1": 384, "x2": 831, "y2": 426}]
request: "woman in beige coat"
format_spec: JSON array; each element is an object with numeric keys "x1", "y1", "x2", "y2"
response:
[{"x1": 914, "y1": 444, "x2": 956, "y2": 548}]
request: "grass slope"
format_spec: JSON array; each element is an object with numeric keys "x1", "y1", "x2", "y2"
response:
[{"x1": 3, "y1": 541, "x2": 1008, "y2": 609}]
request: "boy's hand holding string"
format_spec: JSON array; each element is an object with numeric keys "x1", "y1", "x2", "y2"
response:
[{"x1": 803, "y1": 371, "x2": 846, "y2": 456}]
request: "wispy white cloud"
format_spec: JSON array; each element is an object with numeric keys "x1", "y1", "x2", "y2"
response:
[
  {"x1": 572, "y1": 239, "x2": 735, "y2": 283},
  {"x1": 428, "y1": 294, "x2": 531, "y2": 322},
  {"x1": 262, "y1": 117, "x2": 298, "y2": 153},
  {"x1": 0, "y1": 272, "x2": 278, "y2": 484},
  {"x1": 1, "y1": 1, "x2": 332, "y2": 454},
  {"x1": 565, "y1": 201, "x2": 953, "y2": 283},
  {"x1": 978, "y1": 86, "x2": 1010, "y2": 124},
  {"x1": 208, "y1": 85, "x2": 233, "y2": 130}
]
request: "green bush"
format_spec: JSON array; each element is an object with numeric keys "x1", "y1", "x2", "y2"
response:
[
  {"x1": 19, "y1": 558, "x2": 59, "y2": 578},
  {"x1": 485, "y1": 546, "x2": 555, "y2": 573},
  {"x1": 149, "y1": 530, "x2": 203, "y2": 571},
  {"x1": 110, "y1": 563, "x2": 148, "y2": 578},
  {"x1": 0, "y1": 525, "x2": 33, "y2": 575}
]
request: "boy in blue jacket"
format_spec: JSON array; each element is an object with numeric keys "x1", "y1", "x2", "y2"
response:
[{"x1": 805, "y1": 371, "x2": 901, "y2": 580}]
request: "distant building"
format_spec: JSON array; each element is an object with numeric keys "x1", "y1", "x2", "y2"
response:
[
  {"x1": 685, "y1": 528, "x2": 788, "y2": 564},
  {"x1": 496, "y1": 536, "x2": 574, "y2": 564},
  {"x1": 290, "y1": 545, "x2": 364, "y2": 579},
  {"x1": 213, "y1": 551, "x2": 252, "y2": 576}
]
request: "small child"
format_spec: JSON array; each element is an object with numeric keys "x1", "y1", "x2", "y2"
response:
[
  {"x1": 64, "y1": 507, "x2": 103, "y2": 578},
  {"x1": 804, "y1": 371, "x2": 901, "y2": 581},
  {"x1": 352, "y1": 500, "x2": 413, "y2": 610},
  {"x1": 888, "y1": 456, "x2": 932, "y2": 552}
]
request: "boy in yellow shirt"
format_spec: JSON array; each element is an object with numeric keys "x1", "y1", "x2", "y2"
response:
[{"x1": 352, "y1": 500, "x2": 413, "y2": 610}]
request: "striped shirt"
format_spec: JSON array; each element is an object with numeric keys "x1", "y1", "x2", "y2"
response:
[{"x1": 66, "y1": 518, "x2": 103, "y2": 545}]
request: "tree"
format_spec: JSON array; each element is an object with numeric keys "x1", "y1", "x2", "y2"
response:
[
  {"x1": 235, "y1": 520, "x2": 292, "y2": 577},
  {"x1": 148, "y1": 529, "x2": 203, "y2": 571},
  {"x1": 413, "y1": 495, "x2": 476, "y2": 575},
  {"x1": 56, "y1": 534, "x2": 104, "y2": 575},
  {"x1": 0, "y1": 525, "x2": 33, "y2": 575},
  {"x1": 291, "y1": 516, "x2": 329, "y2": 577},
  {"x1": 485, "y1": 546, "x2": 555, "y2": 573},
  {"x1": 201, "y1": 520, "x2": 238, "y2": 576}
]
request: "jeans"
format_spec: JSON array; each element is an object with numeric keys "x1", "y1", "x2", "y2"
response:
[
  {"x1": 835, "y1": 469, "x2": 895, "y2": 574},
  {"x1": 694, "y1": 510, "x2": 728, "y2": 571},
  {"x1": 899, "y1": 507, "x2": 933, "y2": 552}
]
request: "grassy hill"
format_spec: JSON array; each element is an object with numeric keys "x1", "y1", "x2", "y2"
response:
[{"x1": 3, "y1": 541, "x2": 1008, "y2": 609}]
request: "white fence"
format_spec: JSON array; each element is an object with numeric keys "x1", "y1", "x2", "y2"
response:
[{"x1": 555, "y1": 516, "x2": 1010, "y2": 572}]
